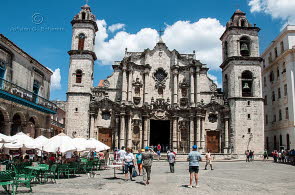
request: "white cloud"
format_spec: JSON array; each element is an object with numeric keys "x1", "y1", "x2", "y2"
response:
[
  {"x1": 95, "y1": 18, "x2": 225, "y2": 70},
  {"x1": 108, "y1": 23, "x2": 125, "y2": 33},
  {"x1": 249, "y1": 0, "x2": 295, "y2": 27},
  {"x1": 49, "y1": 68, "x2": 61, "y2": 90},
  {"x1": 208, "y1": 73, "x2": 222, "y2": 88}
]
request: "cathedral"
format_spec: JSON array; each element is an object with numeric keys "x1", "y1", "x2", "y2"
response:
[{"x1": 65, "y1": 5, "x2": 264, "y2": 154}]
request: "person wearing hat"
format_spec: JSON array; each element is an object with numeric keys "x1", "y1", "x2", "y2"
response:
[
  {"x1": 142, "y1": 146, "x2": 154, "y2": 185},
  {"x1": 187, "y1": 145, "x2": 202, "y2": 188},
  {"x1": 136, "y1": 149, "x2": 144, "y2": 176}
]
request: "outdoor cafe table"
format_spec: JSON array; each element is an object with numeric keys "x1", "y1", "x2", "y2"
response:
[
  {"x1": 107, "y1": 164, "x2": 122, "y2": 178},
  {"x1": 25, "y1": 166, "x2": 48, "y2": 184}
]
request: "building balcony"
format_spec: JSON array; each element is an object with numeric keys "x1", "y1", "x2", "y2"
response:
[
  {"x1": 0, "y1": 78, "x2": 57, "y2": 114},
  {"x1": 51, "y1": 119, "x2": 65, "y2": 128}
]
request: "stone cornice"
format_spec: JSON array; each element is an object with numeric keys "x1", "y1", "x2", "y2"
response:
[
  {"x1": 220, "y1": 56, "x2": 263, "y2": 69},
  {"x1": 71, "y1": 20, "x2": 98, "y2": 32},
  {"x1": 68, "y1": 50, "x2": 97, "y2": 61},
  {"x1": 220, "y1": 26, "x2": 260, "y2": 40}
]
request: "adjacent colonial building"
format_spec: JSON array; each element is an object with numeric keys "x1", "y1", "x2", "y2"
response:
[
  {"x1": 262, "y1": 25, "x2": 295, "y2": 152},
  {"x1": 50, "y1": 101, "x2": 66, "y2": 136},
  {"x1": 0, "y1": 34, "x2": 57, "y2": 138},
  {"x1": 66, "y1": 5, "x2": 264, "y2": 154}
]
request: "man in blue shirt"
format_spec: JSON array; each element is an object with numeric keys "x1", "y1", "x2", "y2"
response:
[{"x1": 187, "y1": 145, "x2": 202, "y2": 188}]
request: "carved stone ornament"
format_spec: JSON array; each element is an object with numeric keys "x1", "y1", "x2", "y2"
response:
[
  {"x1": 208, "y1": 113, "x2": 218, "y2": 123},
  {"x1": 153, "y1": 68, "x2": 168, "y2": 89},
  {"x1": 133, "y1": 97, "x2": 141, "y2": 105},
  {"x1": 210, "y1": 84, "x2": 217, "y2": 92},
  {"x1": 103, "y1": 80, "x2": 110, "y2": 88}
]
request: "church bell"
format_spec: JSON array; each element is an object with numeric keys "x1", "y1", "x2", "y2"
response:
[
  {"x1": 241, "y1": 43, "x2": 249, "y2": 53},
  {"x1": 243, "y1": 82, "x2": 250, "y2": 89}
]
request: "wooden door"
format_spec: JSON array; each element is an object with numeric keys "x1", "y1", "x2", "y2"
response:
[
  {"x1": 98, "y1": 128, "x2": 112, "y2": 147},
  {"x1": 206, "y1": 131, "x2": 219, "y2": 153}
]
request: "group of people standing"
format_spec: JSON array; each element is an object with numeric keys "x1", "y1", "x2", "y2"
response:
[
  {"x1": 245, "y1": 150, "x2": 255, "y2": 162},
  {"x1": 113, "y1": 145, "x2": 213, "y2": 188},
  {"x1": 114, "y1": 146, "x2": 154, "y2": 185}
]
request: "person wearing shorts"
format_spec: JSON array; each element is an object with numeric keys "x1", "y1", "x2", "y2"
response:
[
  {"x1": 123, "y1": 148, "x2": 135, "y2": 181},
  {"x1": 136, "y1": 149, "x2": 143, "y2": 175},
  {"x1": 187, "y1": 145, "x2": 202, "y2": 188}
]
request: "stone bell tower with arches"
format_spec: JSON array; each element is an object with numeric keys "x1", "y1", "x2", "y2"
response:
[
  {"x1": 220, "y1": 10, "x2": 264, "y2": 154},
  {"x1": 65, "y1": 4, "x2": 98, "y2": 138}
]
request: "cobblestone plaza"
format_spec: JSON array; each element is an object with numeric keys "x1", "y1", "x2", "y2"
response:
[{"x1": 26, "y1": 161, "x2": 295, "y2": 195}]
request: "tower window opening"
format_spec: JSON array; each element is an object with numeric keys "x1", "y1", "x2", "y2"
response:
[
  {"x1": 248, "y1": 114, "x2": 251, "y2": 119},
  {"x1": 240, "y1": 36, "x2": 250, "y2": 56},
  {"x1": 78, "y1": 33, "x2": 86, "y2": 50},
  {"x1": 247, "y1": 101, "x2": 250, "y2": 106},
  {"x1": 241, "y1": 71, "x2": 253, "y2": 97},
  {"x1": 82, "y1": 12, "x2": 86, "y2": 20},
  {"x1": 248, "y1": 128, "x2": 251, "y2": 134},
  {"x1": 75, "y1": 108, "x2": 78, "y2": 112},
  {"x1": 240, "y1": 19, "x2": 246, "y2": 27},
  {"x1": 76, "y1": 69, "x2": 82, "y2": 83}
]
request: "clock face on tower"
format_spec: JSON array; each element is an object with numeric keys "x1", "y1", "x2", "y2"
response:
[{"x1": 79, "y1": 33, "x2": 85, "y2": 39}]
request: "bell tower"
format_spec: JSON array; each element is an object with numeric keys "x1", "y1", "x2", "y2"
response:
[
  {"x1": 220, "y1": 10, "x2": 264, "y2": 154},
  {"x1": 65, "y1": 4, "x2": 98, "y2": 138}
]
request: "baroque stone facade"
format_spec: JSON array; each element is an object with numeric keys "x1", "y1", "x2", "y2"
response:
[{"x1": 66, "y1": 6, "x2": 264, "y2": 154}]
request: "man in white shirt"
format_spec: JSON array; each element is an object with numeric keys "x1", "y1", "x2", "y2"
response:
[{"x1": 118, "y1": 146, "x2": 126, "y2": 173}]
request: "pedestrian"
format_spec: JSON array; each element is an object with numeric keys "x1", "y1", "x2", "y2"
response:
[
  {"x1": 123, "y1": 148, "x2": 135, "y2": 181},
  {"x1": 187, "y1": 145, "x2": 202, "y2": 188},
  {"x1": 245, "y1": 150, "x2": 250, "y2": 162},
  {"x1": 157, "y1": 144, "x2": 161, "y2": 161},
  {"x1": 104, "y1": 149, "x2": 110, "y2": 166},
  {"x1": 167, "y1": 149, "x2": 176, "y2": 173},
  {"x1": 263, "y1": 149, "x2": 268, "y2": 161},
  {"x1": 204, "y1": 150, "x2": 213, "y2": 170},
  {"x1": 249, "y1": 150, "x2": 253, "y2": 162},
  {"x1": 142, "y1": 146, "x2": 154, "y2": 185},
  {"x1": 136, "y1": 149, "x2": 143, "y2": 176},
  {"x1": 118, "y1": 146, "x2": 126, "y2": 173}
]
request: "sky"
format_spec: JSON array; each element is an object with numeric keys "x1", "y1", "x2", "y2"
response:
[{"x1": 1, "y1": 0, "x2": 295, "y2": 101}]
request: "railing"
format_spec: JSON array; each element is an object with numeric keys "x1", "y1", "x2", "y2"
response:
[
  {"x1": 51, "y1": 119, "x2": 65, "y2": 128},
  {"x1": 0, "y1": 78, "x2": 57, "y2": 112}
]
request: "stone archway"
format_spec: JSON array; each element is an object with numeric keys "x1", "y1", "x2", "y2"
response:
[
  {"x1": 0, "y1": 106, "x2": 10, "y2": 135},
  {"x1": 11, "y1": 114, "x2": 22, "y2": 136}
]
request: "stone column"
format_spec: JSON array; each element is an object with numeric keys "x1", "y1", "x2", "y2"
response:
[
  {"x1": 224, "y1": 118, "x2": 229, "y2": 153},
  {"x1": 196, "y1": 116, "x2": 201, "y2": 147},
  {"x1": 119, "y1": 113, "x2": 126, "y2": 148},
  {"x1": 122, "y1": 67, "x2": 127, "y2": 102},
  {"x1": 190, "y1": 67, "x2": 195, "y2": 106},
  {"x1": 127, "y1": 115, "x2": 132, "y2": 148},
  {"x1": 172, "y1": 116, "x2": 178, "y2": 151},
  {"x1": 200, "y1": 116, "x2": 205, "y2": 150},
  {"x1": 189, "y1": 115, "x2": 194, "y2": 150},
  {"x1": 128, "y1": 70, "x2": 133, "y2": 103},
  {"x1": 114, "y1": 116, "x2": 119, "y2": 149},
  {"x1": 173, "y1": 69, "x2": 178, "y2": 104},
  {"x1": 89, "y1": 114, "x2": 95, "y2": 138},
  {"x1": 195, "y1": 67, "x2": 200, "y2": 103},
  {"x1": 143, "y1": 69, "x2": 149, "y2": 103},
  {"x1": 139, "y1": 121, "x2": 143, "y2": 149},
  {"x1": 143, "y1": 116, "x2": 148, "y2": 147},
  {"x1": 3, "y1": 122, "x2": 11, "y2": 136}
]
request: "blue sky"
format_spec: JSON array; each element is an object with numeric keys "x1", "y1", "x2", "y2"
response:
[{"x1": 1, "y1": 0, "x2": 292, "y2": 101}]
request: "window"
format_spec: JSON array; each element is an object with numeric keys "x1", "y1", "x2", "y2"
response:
[
  {"x1": 280, "y1": 41, "x2": 284, "y2": 53},
  {"x1": 263, "y1": 77, "x2": 266, "y2": 87},
  {"x1": 75, "y1": 108, "x2": 78, "y2": 112},
  {"x1": 265, "y1": 114, "x2": 268, "y2": 124},
  {"x1": 272, "y1": 91, "x2": 275, "y2": 101},
  {"x1": 240, "y1": 36, "x2": 250, "y2": 56},
  {"x1": 279, "y1": 109, "x2": 282, "y2": 121},
  {"x1": 241, "y1": 71, "x2": 253, "y2": 97},
  {"x1": 274, "y1": 136, "x2": 277, "y2": 150},
  {"x1": 266, "y1": 137, "x2": 269, "y2": 151},
  {"x1": 76, "y1": 69, "x2": 82, "y2": 83},
  {"x1": 282, "y1": 62, "x2": 286, "y2": 73},
  {"x1": 240, "y1": 19, "x2": 246, "y2": 27},
  {"x1": 274, "y1": 47, "x2": 278, "y2": 58},
  {"x1": 264, "y1": 95, "x2": 267, "y2": 105},
  {"x1": 269, "y1": 71, "x2": 274, "y2": 82},
  {"x1": 248, "y1": 128, "x2": 251, "y2": 134},
  {"x1": 287, "y1": 134, "x2": 290, "y2": 150},
  {"x1": 78, "y1": 33, "x2": 86, "y2": 50},
  {"x1": 285, "y1": 107, "x2": 289, "y2": 119},
  {"x1": 247, "y1": 101, "x2": 250, "y2": 106},
  {"x1": 0, "y1": 60, "x2": 6, "y2": 80},
  {"x1": 248, "y1": 114, "x2": 251, "y2": 120},
  {"x1": 224, "y1": 41, "x2": 228, "y2": 58},
  {"x1": 277, "y1": 67, "x2": 280, "y2": 78},
  {"x1": 82, "y1": 12, "x2": 86, "y2": 20},
  {"x1": 268, "y1": 52, "x2": 273, "y2": 63},
  {"x1": 280, "y1": 135, "x2": 283, "y2": 147},
  {"x1": 273, "y1": 114, "x2": 276, "y2": 122},
  {"x1": 278, "y1": 88, "x2": 281, "y2": 99},
  {"x1": 284, "y1": 84, "x2": 287, "y2": 96},
  {"x1": 102, "y1": 111, "x2": 111, "y2": 120}
]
